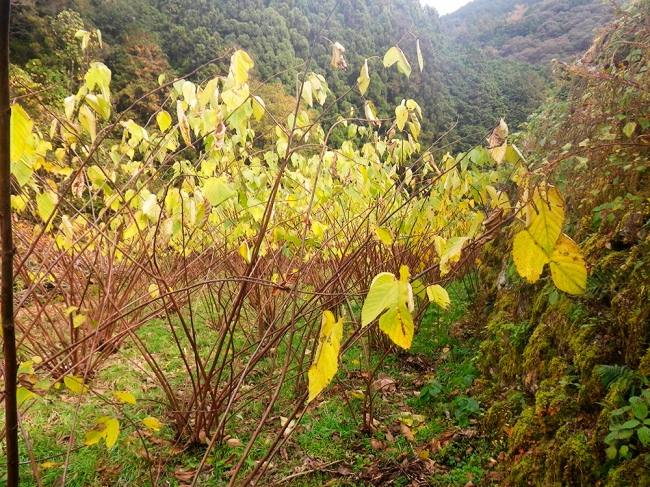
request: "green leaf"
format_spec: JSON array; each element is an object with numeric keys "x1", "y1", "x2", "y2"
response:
[
  {"x1": 395, "y1": 105, "x2": 408, "y2": 132},
  {"x1": 631, "y1": 397, "x2": 649, "y2": 420},
  {"x1": 416, "y1": 39, "x2": 424, "y2": 72},
  {"x1": 623, "y1": 122, "x2": 636, "y2": 138},
  {"x1": 17, "y1": 386, "x2": 35, "y2": 407},
  {"x1": 357, "y1": 60, "x2": 370, "y2": 95},
  {"x1": 64, "y1": 375, "x2": 88, "y2": 395},
  {"x1": 36, "y1": 191, "x2": 58, "y2": 224},
  {"x1": 230, "y1": 50, "x2": 254, "y2": 84},
  {"x1": 549, "y1": 234, "x2": 587, "y2": 294},
  {"x1": 638, "y1": 426, "x2": 650, "y2": 446},
  {"x1": 114, "y1": 391, "x2": 136, "y2": 405},
  {"x1": 606, "y1": 446, "x2": 618, "y2": 459},
  {"x1": 10, "y1": 104, "x2": 33, "y2": 163},
  {"x1": 307, "y1": 311, "x2": 343, "y2": 403},
  {"x1": 513, "y1": 230, "x2": 550, "y2": 282},
  {"x1": 156, "y1": 110, "x2": 172, "y2": 132},
  {"x1": 142, "y1": 417, "x2": 164, "y2": 432},
  {"x1": 383, "y1": 46, "x2": 411, "y2": 78},
  {"x1": 202, "y1": 177, "x2": 236, "y2": 207},
  {"x1": 621, "y1": 419, "x2": 641, "y2": 429},
  {"x1": 426, "y1": 285, "x2": 450, "y2": 309}
]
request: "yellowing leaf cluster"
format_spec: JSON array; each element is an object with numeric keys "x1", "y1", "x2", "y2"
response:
[{"x1": 512, "y1": 184, "x2": 587, "y2": 294}]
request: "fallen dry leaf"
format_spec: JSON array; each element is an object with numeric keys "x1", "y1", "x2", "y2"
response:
[
  {"x1": 370, "y1": 438, "x2": 387, "y2": 450},
  {"x1": 400, "y1": 423, "x2": 416, "y2": 442},
  {"x1": 487, "y1": 471, "x2": 504, "y2": 482},
  {"x1": 174, "y1": 466, "x2": 195, "y2": 482},
  {"x1": 226, "y1": 437, "x2": 242, "y2": 448}
]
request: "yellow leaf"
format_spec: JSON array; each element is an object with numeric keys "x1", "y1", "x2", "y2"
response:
[
  {"x1": 357, "y1": 60, "x2": 370, "y2": 95},
  {"x1": 379, "y1": 303, "x2": 414, "y2": 349},
  {"x1": 64, "y1": 375, "x2": 88, "y2": 395},
  {"x1": 148, "y1": 283, "x2": 160, "y2": 299},
  {"x1": 100, "y1": 417, "x2": 120, "y2": 448},
  {"x1": 230, "y1": 50, "x2": 254, "y2": 84},
  {"x1": 10, "y1": 104, "x2": 33, "y2": 163},
  {"x1": 72, "y1": 314, "x2": 87, "y2": 328},
  {"x1": 114, "y1": 391, "x2": 136, "y2": 404},
  {"x1": 416, "y1": 38, "x2": 424, "y2": 72},
  {"x1": 252, "y1": 96, "x2": 265, "y2": 121},
  {"x1": 374, "y1": 225, "x2": 393, "y2": 246},
  {"x1": 142, "y1": 417, "x2": 164, "y2": 432},
  {"x1": 36, "y1": 191, "x2": 58, "y2": 224},
  {"x1": 307, "y1": 311, "x2": 343, "y2": 403},
  {"x1": 176, "y1": 100, "x2": 192, "y2": 147},
  {"x1": 512, "y1": 230, "x2": 550, "y2": 282},
  {"x1": 527, "y1": 185, "x2": 564, "y2": 254},
  {"x1": 395, "y1": 105, "x2": 408, "y2": 132},
  {"x1": 439, "y1": 237, "x2": 468, "y2": 276},
  {"x1": 383, "y1": 46, "x2": 411, "y2": 78},
  {"x1": 156, "y1": 110, "x2": 172, "y2": 132},
  {"x1": 238, "y1": 241, "x2": 252, "y2": 264},
  {"x1": 311, "y1": 220, "x2": 327, "y2": 240},
  {"x1": 549, "y1": 234, "x2": 587, "y2": 294},
  {"x1": 426, "y1": 285, "x2": 450, "y2": 309},
  {"x1": 84, "y1": 428, "x2": 104, "y2": 446}
]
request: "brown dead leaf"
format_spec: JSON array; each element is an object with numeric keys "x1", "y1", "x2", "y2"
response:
[
  {"x1": 439, "y1": 430, "x2": 455, "y2": 440},
  {"x1": 370, "y1": 438, "x2": 387, "y2": 450},
  {"x1": 460, "y1": 429, "x2": 479, "y2": 438},
  {"x1": 226, "y1": 437, "x2": 242, "y2": 448},
  {"x1": 174, "y1": 467, "x2": 195, "y2": 482},
  {"x1": 373, "y1": 373, "x2": 397, "y2": 394},
  {"x1": 487, "y1": 471, "x2": 504, "y2": 482},
  {"x1": 385, "y1": 431, "x2": 395, "y2": 443},
  {"x1": 400, "y1": 423, "x2": 416, "y2": 442}
]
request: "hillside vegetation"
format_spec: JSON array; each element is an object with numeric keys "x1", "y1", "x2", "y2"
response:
[
  {"x1": 2, "y1": 1, "x2": 649, "y2": 486},
  {"x1": 9, "y1": 0, "x2": 551, "y2": 149},
  {"x1": 443, "y1": 0, "x2": 613, "y2": 65}
]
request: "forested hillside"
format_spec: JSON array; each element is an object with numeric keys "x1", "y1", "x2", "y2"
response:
[
  {"x1": 9, "y1": 0, "x2": 551, "y2": 149},
  {"x1": 443, "y1": 0, "x2": 612, "y2": 65}
]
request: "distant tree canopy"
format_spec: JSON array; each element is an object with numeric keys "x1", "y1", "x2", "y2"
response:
[
  {"x1": 9, "y1": 0, "x2": 559, "y2": 150},
  {"x1": 442, "y1": 0, "x2": 612, "y2": 65}
]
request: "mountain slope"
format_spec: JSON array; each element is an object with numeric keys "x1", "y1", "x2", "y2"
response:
[{"x1": 443, "y1": 0, "x2": 613, "y2": 65}]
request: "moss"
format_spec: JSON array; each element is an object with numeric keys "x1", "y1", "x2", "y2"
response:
[
  {"x1": 509, "y1": 407, "x2": 540, "y2": 455},
  {"x1": 544, "y1": 429, "x2": 602, "y2": 486},
  {"x1": 534, "y1": 378, "x2": 579, "y2": 434},
  {"x1": 604, "y1": 455, "x2": 650, "y2": 487},
  {"x1": 638, "y1": 346, "x2": 650, "y2": 377},
  {"x1": 507, "y1": 454, "x2": 544, "y2": 486},
  {"x1": 483, "y1": 392, "x2": 527, "y2": 434}
]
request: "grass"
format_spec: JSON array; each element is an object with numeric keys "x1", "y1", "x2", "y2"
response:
[{"x1": 3, "y1": 281, "x2": 507, "y2": 486}]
